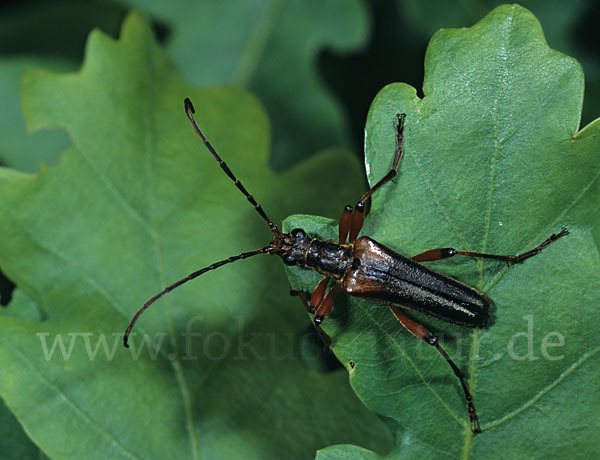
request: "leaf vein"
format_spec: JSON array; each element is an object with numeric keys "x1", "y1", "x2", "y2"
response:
[
  {"x1": 484, "y1": 345, "x2": 600, "y2": 430},
  {"x1": 76, "y1": 146, "x2": 154, "y2": 236},
  {"x1": 230, "y1": 0, "x2": 283, "y2": 86},
  {"x1": 3, "y1": 212, "x2": 174, "y2": 361},
  {"x1": 355, "y1": 303, "x2": 464, "y2": 427},
  {"x1": 409, "y1": 153, "x2": 471, "y2": 250},
  {"x1": 13, "y1": 348, "x2": 141, "y2": 459}
]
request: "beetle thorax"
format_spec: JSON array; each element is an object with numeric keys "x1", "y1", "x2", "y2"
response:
[{"x1": 278, "y1": 228, "x2": 353, "y2": 279}]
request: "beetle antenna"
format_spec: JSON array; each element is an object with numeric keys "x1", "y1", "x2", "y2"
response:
[
  {"x1": 184, "y1": 98, "x2": 280, "y2": 236},
  {"x1": 124, "y1": 246, "x2": 274, "y2": 347}
]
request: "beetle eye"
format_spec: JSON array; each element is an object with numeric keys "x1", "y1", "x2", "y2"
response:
[
  {"x1": 291, "y1": 228, "x2": 307, "y2": 240},
  {"x1": 283, "y1": 253, "x2": 296, "y2": 266}
]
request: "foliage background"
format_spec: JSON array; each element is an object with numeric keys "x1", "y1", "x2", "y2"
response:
[{"x1": 0, "y1": 1, "x2": 599, "y2": 459}]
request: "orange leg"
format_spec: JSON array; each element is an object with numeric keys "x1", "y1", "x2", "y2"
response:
[
  {"x1": 339, "y1": 114, "x2": 406, "y2": 244},
  {"x1": 290, "y1": 288, "x2": 332, "y2": 347},
  {"x1": 411, "y1": 228, "x2": 568, "y2": 264},
  {"x1": 314, "y1": 285, "x2": 341, "y2": 325},
  {"x1": 309, "y1": 277, "x2": 330, "y2": 313},
  {"x1": 389, "y1": 306, "x2": 481, "y2": 433}
]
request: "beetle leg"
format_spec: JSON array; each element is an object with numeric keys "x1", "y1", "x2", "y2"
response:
[
  {"x1": 339, "y1": 205, "x2": 354, "y2": 243},
  {"x1": 290, "y1": 289, "x2": 332, "y2": 347},
  {"x1": 293, "y1": 278, "x2": 339, "y2": 337},
  {"x1": 339, "y1": 114, "x2": 406, "y2": 244},
  {"x1": 309, "y1": 277, "x2": 330, "y2": 313},
  {"x1": 389, "y1": 306, "x2": 482, "y2": 434},
  {"x1": 358, "y1": 113, "x2": 406, "y2": 205},
  {"x1": 314, "y1": 285, "x2": 341, "y2": 325},
  {"x1": 348, "y1": 202, "x2": 366, "y2": 244},
  {"x1": 411, "y1": 227, "x2": 569, "y2": 264}
]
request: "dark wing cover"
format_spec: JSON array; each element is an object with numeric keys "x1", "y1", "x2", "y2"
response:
[{"x1": 343, "y1": 237, "x2": 490, "y2": 327}]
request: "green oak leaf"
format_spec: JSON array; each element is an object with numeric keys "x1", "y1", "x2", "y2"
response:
[
  {"x1": 0, "y1": 56, "x2": 74, "y2": 172},
  {"x1": 400, "y1": 0, "x2": 600, "y2": 127},
  {"x1": 0, "y1": 0, "x2": 128, "y2": 172},
  {"x1": 116, "y1": 0, "x2": 369, "y2": 169},
  {"x1": 285, "y1": 5, "x2": 600, "y2": 459},
  {"x1": 0, "y1": 13, "x2": 393, "y2": 460},
  {"x1": 0, "y1": 290, "x2": 46, "y2": 459},
  {"x1": 401, "y1": 0, "x2": 586, "y2": 49}
]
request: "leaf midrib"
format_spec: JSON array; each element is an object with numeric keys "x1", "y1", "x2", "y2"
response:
[
  {"x1": 14, "y1": 348, "x2": 140, "y2": 460},
  {"x1": 230, "y1": 0, "x2": 283, "y2": 86},
  {"x1": 140, "y1": 91, "x2": 199, "y2": 458},
  {"x1": 484, "y1": 345, "x2": 600, "y2": 430}
]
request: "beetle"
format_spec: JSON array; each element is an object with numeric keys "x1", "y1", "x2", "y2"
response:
[{"x1": 124, "y1": 97, "x2": 568, "y2": 433}]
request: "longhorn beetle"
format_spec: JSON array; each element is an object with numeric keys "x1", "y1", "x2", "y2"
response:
[{"x1": 124, "y1": 97, "x2": 569, "y2": 433}]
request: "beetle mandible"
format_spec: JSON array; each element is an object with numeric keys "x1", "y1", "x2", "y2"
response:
[{"x1": 124, "y1": 97, "x2": 568, "y2": 433}]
